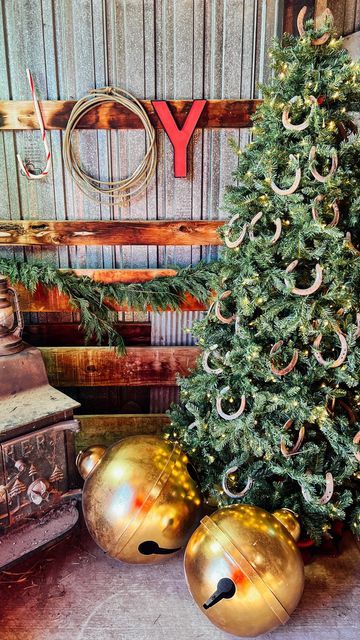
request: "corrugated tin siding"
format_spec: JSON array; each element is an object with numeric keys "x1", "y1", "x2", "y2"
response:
[{"x1": 0, "y1": 0, "x2": 283, "y2": 354}]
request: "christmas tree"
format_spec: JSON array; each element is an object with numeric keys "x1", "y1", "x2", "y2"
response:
[{"x1": 169, "y1": 10, "x2": 360, "y2": 542}]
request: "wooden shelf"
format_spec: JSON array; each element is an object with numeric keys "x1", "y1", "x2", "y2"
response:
[{"x1": 0, "y1": 98, "x2": 260, "y2": 130}]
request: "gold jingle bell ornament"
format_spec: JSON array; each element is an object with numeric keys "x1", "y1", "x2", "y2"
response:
[
  {"x1": 184, "y1": 505, "x2": 304, "y2": 638},
  {"x1": 77, "y1": 435, "x2": 202, "y2": 564}
]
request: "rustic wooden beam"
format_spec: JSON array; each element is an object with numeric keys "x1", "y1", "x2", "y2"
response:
[
  {"x1": 76, "y1": 413, "x2": 170, "y2": 450},
  {"x1": 39, "y1": 346, "x2": 200, "y2": 387},
  {"x1": 0, "y1": 220, "x2": 223, "y2": 246},
  {"x1": 15, "y1": 269, "x2": 208, "y2": 312},
  {"x1": 23, "y1": 321, "x2": 151, "y2": 347},
  {"x1": 0, "y1": 99, "x2": 261, "y2": 131}
]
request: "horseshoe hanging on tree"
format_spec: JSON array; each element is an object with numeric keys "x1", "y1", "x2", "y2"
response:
[
  {"x1": 301, "y1": 472, "x2": 334, "y2": 505},
  {"x1": 282, "y1": 95, "x2": 317, "y2": 131},
  {"x1": 216, "y1": 387, "x2": 246, "y2": 421},
  {"x1": 309, "y1": 146, "x2": 338, "y2": 183},
  {"x1": 313, "y1": 329, "x2": 348, "y2": 368},
  {"x1": 224, "y1": 213, "x2": 248, "y2": 249},
  {"x1": 297, "y1": 6, "x2": 333, "y2": 46},
  {"x1": 270, "y1": 341, "x2": 299, "y2": 376},
  {"x1": 215, "y1": 291, "x2": 236, "y2": 324},
  {"x1": 222, "y1": 466, "x2": 253, "y2": 498},
  {"x1": 285, "y1": 260, "x2": 323, "y2": 296},
  {"x1": 270, "y1": 154, "x2": 301, "y2": 196},
  {"x1": 248, "y1": 211, "x2": 282, "y2": 244},
  {"x1": 312, "y1": 195, "x2": 340, "y2": 227},
  {"x1": 355, "y1": 313, "x2": 360, "y2": 339},
  {"x1": 203, "y1": 344, "x2": 223, "y2": 375},
  {"x1": 353, "y1": 432, "x2": 360, "y2": 462},
  {"x1": 280, "y1": 419, "x2": 306, "y2": 458}
]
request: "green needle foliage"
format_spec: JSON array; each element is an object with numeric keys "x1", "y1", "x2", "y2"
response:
[
  {"x1": 0, "y1": 258, "x2": 218, "y2": 354},
  {"x1": 169, "y1": 16, "x2": 360, "y2": 542}
]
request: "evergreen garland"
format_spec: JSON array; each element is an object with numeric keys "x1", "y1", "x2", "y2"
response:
[
  {"x1": 0, "y1": 257, "x2": 218, "y2": 354},
  {"x1": 169, "y1": 17, "x2": 360, "y2": 542}
]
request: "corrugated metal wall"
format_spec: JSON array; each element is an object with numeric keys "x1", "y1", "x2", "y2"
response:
[{"x1": 0, "y1": 0, "x2": 285, "y2": 409}]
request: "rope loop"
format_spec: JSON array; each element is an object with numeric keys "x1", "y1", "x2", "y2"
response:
[{"x1": 63, "y1": 87, "x2": 157, "y2": 206}]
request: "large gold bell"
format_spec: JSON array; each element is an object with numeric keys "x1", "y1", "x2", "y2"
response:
[
  {"x1": 78, "y1": 435, "x2": 202, "y2": 564},
  {"x1": 184, "y1": 504, "x2": 304, "y2": 637}
]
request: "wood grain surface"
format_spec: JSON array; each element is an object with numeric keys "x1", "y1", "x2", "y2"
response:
[
  {"x1": 0, "y1": 523, "x2": 358, "y2": 640},
  {"x1": 24, "y1": 322, "x2": 151, "y2": 347},
  {"x1": 0, "y1": 220, "x2": 223, "y2": 246},
  {"x1": 76, "y1": 413, "x2": 169, "y2": 450},
  {"x1": 40, "y1": 346, "x2": 200, "y2": 387},
  {"x1": 0, "y1": 98, "x2": 261, "y2": 130}
]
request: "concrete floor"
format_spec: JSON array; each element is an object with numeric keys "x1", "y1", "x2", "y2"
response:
[{"x1": 0, "y1": 521, "x2": 359, "y2": 640}]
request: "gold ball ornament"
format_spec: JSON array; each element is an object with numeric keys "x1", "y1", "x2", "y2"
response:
[
  {"x1": 184, "y1": 505, "x2": 304, "y2": 638},
  {"x1": 78, "y1": 435, "x2": 202, "y2": 564}
]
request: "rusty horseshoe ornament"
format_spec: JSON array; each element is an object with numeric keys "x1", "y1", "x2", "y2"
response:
[
  {"x1": 285, "y1": 260, "x2": 323, "y2": 296},
  {"x1": 270, "y1": 341, "x2": 299, "y2": 376},
  {"x1": 222, "y1": 466, "x2": 253, "y2": 498},
  {"x1": 312, "y1": 195, "x2": 340, "y2": 227},
  {"x1": 214, "y1": 291, "x2": 236, "y2": 325},
  {"x1": 309, "y1": 146, "x2": 338, "y2": 183},
  {"x1": 270, "y1": 155, "x2": 301, "y2": 196},
  {"x1": 302, "y1": 472, "x2": 334, "y2": 505},
  {"x1": 282, "y1": 95, "x2": 317, "y2": 131},
  {"x1": 203, "y1": 344, "x2": 223, "y2": 375},
  {"x1": 224, "y1": 213, "x2": 248, "y2": 249},
  {"x1": 280, "y1": 419, "x2": 306, "y2": 458},
  {"x1": 297, "y1": 6, "x2": 333, "y2": 46},
  {"x1": 215, "y1": 387, "x2": 246, "y2": 421},
  {"x1": 313, "y1": 328, "x2": 348, "y2": 369},
  {"x1": 248, "y1": 212, "x2": 282, "y2": 244}
]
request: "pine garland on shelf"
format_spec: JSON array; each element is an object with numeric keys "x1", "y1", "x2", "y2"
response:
[{"x1": 0, "y1": 257, "x2": 218, "y2": 353}]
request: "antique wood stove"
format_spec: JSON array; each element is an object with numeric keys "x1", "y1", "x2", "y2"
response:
[{"x1": 0, "y1": 275, "x2": 81, "y2": 568}]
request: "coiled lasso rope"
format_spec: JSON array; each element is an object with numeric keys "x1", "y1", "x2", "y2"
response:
[{"x1": 63, "y1": 87, "x2": 157, "y2": 206}]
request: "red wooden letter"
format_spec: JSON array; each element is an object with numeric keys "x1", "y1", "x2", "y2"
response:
[{"x1": 152, "y1": 99, "x2": 206, "y2": 177}]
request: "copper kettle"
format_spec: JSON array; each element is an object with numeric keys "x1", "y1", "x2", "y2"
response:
[{"x1": 0, "y1": 275, "x2": 24, "y2": 357}]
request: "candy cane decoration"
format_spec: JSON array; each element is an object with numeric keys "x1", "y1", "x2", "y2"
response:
[
  {"x1": 313, "y1": 329, "x2": 348, "y2": 369},
  {"x1": 301, "y1": 472, "x2": 334, "y2": 505},
  {"x1": 309, "y1": 146, "x2": 338, "y2": 183},
  {"x1": 16, "y1": 69, "x2": 51, "y2": 179},
  {"x1": 282, "y1": 95, "x2": 317, "y2": 131},
  {"x1": 270, "y1": 155, "x2": 301, "y2": 196},
  {"x1": 280, "y1": 419, "x2": 305, "y2": 458},
  {"x1": 202, "y1": 344, "x2": 223, "y2": 375},
  {"x1": 222, "y1": 466, "x2": 253, "y2": 498},
  {"x1": 216, "y1": 387, "x2": 246, "y2": 421},
  {"x1": 285, "y1": 260, "x2": 323, "y2": 296},
  {"x1": 312, "y1": 195, "x2": 340, "y2": 227},
  {"x1": 248, "y1": 212, "x2": 282, "y2": 244},
  {"x1": 224, "y1": 214, "x2": 248, "y2": 249},
  {"x1": 297, "y1": 6, "x2": 333, "y2": 46},
  {"x1": 270, "y1": 340, "x2": 299, "y2": 376},
  {"x1": 353, "y1": 432, "x2": 360, "y2": 462},
  {"x1": 215, "y1": 291, "x2": 236, "y2": 325}
]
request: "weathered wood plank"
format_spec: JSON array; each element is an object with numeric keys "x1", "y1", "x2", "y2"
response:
[
  {"x1": 23, "y1": 322, "x2": 151, "y2": 347},
  {"x1": 76, "y1": 413, "x2": 169, "y2": 450},
  {"x1": 0, "y1": 98, "x2": 261, "y2": 131},
  {"x1": 39, "y1": 346, "x2": 200, "y2": 387},
  {"x1": 0, "y1": 219, "x2": 223, "y2": 246}
]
